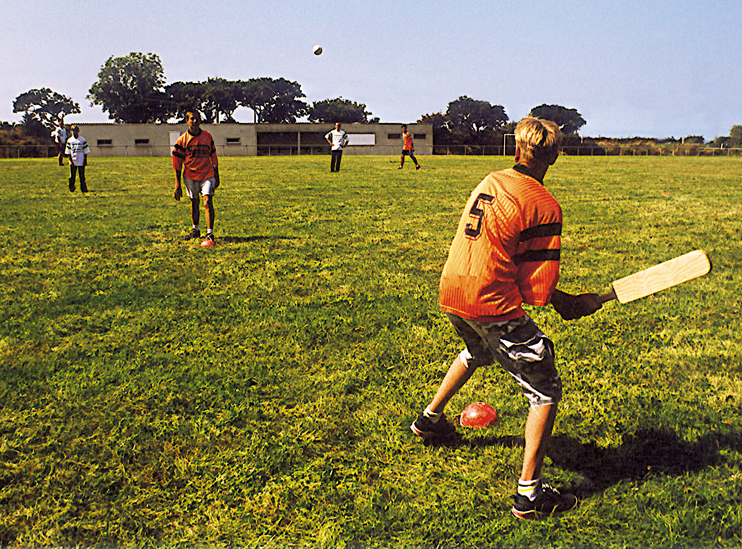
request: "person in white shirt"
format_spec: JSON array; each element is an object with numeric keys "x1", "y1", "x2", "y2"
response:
[
  {"x1": 51, "y1": 119, "x2": 67, "y2": 166},
  {"x1": 324, "y1": 122, "x2": 349, "y2": 172},
  {"x1": 65, "y1": 125, "x2": 91, "y2": 193}
]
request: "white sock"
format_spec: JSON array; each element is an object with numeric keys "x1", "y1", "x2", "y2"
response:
[
  {"x1": 193, "y1": 225, "x2": 199, "y2": 230},
  {"x1": 518, "y1": 478, "x2": 541, "y2": 501},
  {"x1": 423, "y1": 407, "x2": 442, "y2": 423}
]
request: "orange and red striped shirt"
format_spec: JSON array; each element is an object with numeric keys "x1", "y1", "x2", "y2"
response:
[
  {"x1": 172, "y1": 130, "x2": 218, "y2": 180},
  {"x1": 439, "y1": 166, "x2": 562, "y2": 321},
  {"x1": 402, "y1": 131, "x2": 414, "y2": 150}
]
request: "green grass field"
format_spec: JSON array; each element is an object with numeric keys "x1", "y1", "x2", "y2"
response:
[{"x1": 1, "y1": 154, "x2": 741, "y2": 548}]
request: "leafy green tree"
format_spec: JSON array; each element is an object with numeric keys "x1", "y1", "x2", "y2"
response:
[
  {"x1": 445, "y1": 96, "x2": 508, "y2": 144},
  {"x1": 728, "y1": 125, "x2": 742, "y2": 147},
  {"x1": 13, "y1": 88, "x2": 80, "y2": 136},
  {"x1": 529, "y1": 104, "x2": 586, "y2": 135},
  {"x1": 165, "y1": 81, "x2": 206, "y2": 122},
  {"x1": 166, "y1": 78, "x2": 243, "y2": 123},
  {"x1": 87, "y1": 52, "x2": 169, "y2": 123},
  {"x1": 240, "y1": 78, "x2": 308, "y2": 123},
  {"x1": 418, "y1": 112, "x2": 452, "y2": 144},
  {"x1": 307, "y1": 97, "x2": 372, "y2": 123},
  {"x1": 203, "y1": 78, "x2": 242, "y2": 123}
]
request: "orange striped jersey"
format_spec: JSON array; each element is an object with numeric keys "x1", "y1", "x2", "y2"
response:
[
  {"x1": 172, "y1": 129, "x2": 218, "y2": 180},
  {"x1": 402, "y1": 131, "x2": 414, "y2": 150},
  {"x1": 439, "y1": 166, "x2": 562, "y2": 321}
]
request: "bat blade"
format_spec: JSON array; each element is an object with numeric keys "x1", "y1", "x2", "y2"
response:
[{"x1": 600, "y1": 249, "x2": 711, "y2": 304}]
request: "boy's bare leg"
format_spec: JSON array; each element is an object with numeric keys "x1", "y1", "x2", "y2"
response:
[
  {"x1": 203, "y1": 194, "x2": 215, "y2": 232},
  {"x1": 190, "y1": 197, "x2": 200, "y2": 227},
  {"x1": 428, "y1": 355, "x2": 476, "y2": 414},
  {"x1": 521, "y1": 403, "x2": 557, "y2": 481}
]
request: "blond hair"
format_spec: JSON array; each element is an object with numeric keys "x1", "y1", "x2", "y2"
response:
[{"x1": 515, "y1": 117, "x2": 562, "y2": 166}]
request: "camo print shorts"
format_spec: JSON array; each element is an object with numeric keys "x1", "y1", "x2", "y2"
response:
[{"x1": 446, "y1": 313, "x2": 562, "y2": 407}]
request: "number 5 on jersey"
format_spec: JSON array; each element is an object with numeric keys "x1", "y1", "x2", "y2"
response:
[{"x1": 465, "y1": 193, "x2": 494, "y2": 238}]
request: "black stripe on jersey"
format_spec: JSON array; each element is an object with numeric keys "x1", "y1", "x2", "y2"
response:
[
  {"x1": 520, "y1": 222, "x2": 562, "y2": 242},
  {"x1": 172, "y1": 151, "x2": 186, "y2": 159},
  {"x1": 513, "y1": 249, "x2": 560, "y2": 265}
]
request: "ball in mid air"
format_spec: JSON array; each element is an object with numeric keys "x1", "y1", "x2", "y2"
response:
[
  {"x1": 460, "y1": 402, "x2": 498, "y2": 428},
  {"x1": 313, "y1": 45, "x2": 323, "y2": 56}
]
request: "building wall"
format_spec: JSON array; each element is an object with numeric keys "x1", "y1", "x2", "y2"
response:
[{"x1": 76, "y1": 122, "x2": 433, "y2": 158}]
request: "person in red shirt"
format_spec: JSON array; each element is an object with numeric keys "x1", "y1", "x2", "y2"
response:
[
  {"x1": 172, "y1": 112, "x2": 221, "y2": 244},
  {"x1": 398, "y1": 124, "x2": 421, "y2": 170},
  {"x1": 411, "y1": 117, "x2": 602, "y2": 520}
]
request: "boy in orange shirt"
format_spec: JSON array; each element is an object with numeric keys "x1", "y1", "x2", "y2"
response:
[
  {"x1": 398, "y1": 124, "x2": 421, "y2": 170},
  {"x1": 411, "y1": 117, "x2": 602, "y2": 520},
  {"x1": 173, "y1": 112, "x2": 221, "y2": 244}
]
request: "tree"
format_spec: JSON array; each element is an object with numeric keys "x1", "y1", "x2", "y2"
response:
[
  {"x1": 445, "y1": 96, "x2": 508, "y2": 144},
  {"x1": 307, "y1": 97, "x2": 373, "y2": 123},
  {"x1": 87, "y1": 52, "x2": 169, "y2": 123},
  {"x1": 529, "y1": 104, "x2": 586, "y2": 135},
  {"x1": 166, "y1": 78, "x2": 243, "y2": 123},
  {"x1": 165, "y1": 81, "x2": 207, "y2": 122},
  {"x1": 13, "y1": 88, "x2": 80, "y2": 136},
  {"x1": 728, "y1": 125, "x2": 742, "y2": 147},
  {"x1": 418, "y1": 112, "x2": 452, "y2": 144},
  {"x1": 203, "y1": 78, "x2": 243, "y2": 123},
  {"x1": 240, "y1": 78, "x2": 308, "y2": 123}
]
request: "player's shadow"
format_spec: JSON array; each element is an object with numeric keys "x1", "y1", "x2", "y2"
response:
[
  {"x1": 428, "y1": 428, "x2": 741, "y2": 495},
  {"x1": 219, "y1": 235, "x2": 298, "y2": 244}
]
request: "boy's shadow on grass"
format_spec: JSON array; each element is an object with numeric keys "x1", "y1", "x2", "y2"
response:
[
  {"x1": 432, "y1": 428, "x2": 742, "y2": 495},
  {"x1": 219, "y1": 235, "x2": 298, "y2": 244}
]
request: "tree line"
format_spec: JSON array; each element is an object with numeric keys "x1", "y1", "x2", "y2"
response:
[
  {"x1": 8, "y1": 51, "x2": 742, "y2": 149},
  {"x1": 14, "y1": 52, "x2": 375, "y2": 135}
]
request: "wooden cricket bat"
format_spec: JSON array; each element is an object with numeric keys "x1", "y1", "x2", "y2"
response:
[{"x1": 599, "y1": 249, "x2": 712, "y2": 304}]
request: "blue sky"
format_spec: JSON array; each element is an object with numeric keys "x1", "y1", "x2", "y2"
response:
[{"x1": 3, "y1": 0, "x2": 741, "y2": 139}]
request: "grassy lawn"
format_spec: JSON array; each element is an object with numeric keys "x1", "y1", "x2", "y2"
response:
[{"x1": 1, "y1": 154, "x2": 741, "y2": 548}]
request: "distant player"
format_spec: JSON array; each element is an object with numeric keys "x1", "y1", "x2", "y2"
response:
[
  {"x1": 325, "y1": 122, "x2": 349, "y2": 173},
  {"x1": 398, "y1": 124, "x2": 421, "y2": 170},
  {"x1": 410, "y1": 117, "x2": 602, "y2": 520},
  {"x1": 51, "y1": 119, "x2": 67, "y2": 166},
  {"x1": 172, "y1": 112, "x2": 220, "y2": 244},
  {"x1": 65, "y1": 125, "x2": 90, "y2": 193}
]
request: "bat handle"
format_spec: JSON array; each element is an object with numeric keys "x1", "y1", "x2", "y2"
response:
[{"x1": 598, "y1": 289, "x2": 617, "y2": 304}]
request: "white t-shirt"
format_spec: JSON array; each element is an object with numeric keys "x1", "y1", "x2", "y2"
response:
[
  {"x1": 325, "y1": 129, "x2": 349, "y2": 151},
  {"x1": 65, "y1": 135, "x2": 91, "y2": 166},
  {"x1": 52, "y1": 127, "x2": 68, "y2": 145}
]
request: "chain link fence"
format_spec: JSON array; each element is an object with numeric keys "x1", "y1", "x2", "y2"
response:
[
  {"x1": 3, "y1": 143, "x2": 742, "y2": 159},
  {"x1": 432, "y1": 144, "x2": 742, "y2": 156}
]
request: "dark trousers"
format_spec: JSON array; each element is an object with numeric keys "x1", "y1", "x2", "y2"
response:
[
  {"x1": 56, "y1": 144, "x2": 65, "y2": 165},
  {"x1": 330, "y1": 150, "x2": 343, "y2": 172},
  {"x1": 69, "y1": 165, "x2": 87, "y2": 192},
  {"x1": 401, "y1": 150, "x2": 419, "y2": 167}
]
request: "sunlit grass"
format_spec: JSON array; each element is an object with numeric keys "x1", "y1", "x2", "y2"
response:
[{"x1": 1, "y1": 155, "x2": 741, "y2": 547}]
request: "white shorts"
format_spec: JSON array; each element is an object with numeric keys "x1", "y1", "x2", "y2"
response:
[{"x1": 183, "y1": 177, "x2": 217, "y2": 199}]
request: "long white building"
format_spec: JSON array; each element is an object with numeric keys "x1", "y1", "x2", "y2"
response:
[{"x1": 74, "y1": 122, "x2": 433, "y2": 158}]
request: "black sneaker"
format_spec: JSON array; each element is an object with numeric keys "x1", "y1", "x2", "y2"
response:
[
  {"x1": 410, "y1": 412, "x2": 458, "y2": 440},
  {"x1": 183, "y1": 228, "x2": 201, "y2": 241},
  {"x1": 512, "y1": 482, "x2": 578, "y2": 520},
  {"x1": 203, "y1": 233, "x2": 216, "y2": 244},
  {"x1": 416, "y1": 165, "x2": 422, "y2": 170}
]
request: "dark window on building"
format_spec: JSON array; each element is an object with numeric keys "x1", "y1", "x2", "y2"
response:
[
  {"x1": 226, "y1": 137, "x2": 241, "y2": 144},
  {"x1": 97, "y1": 139, "x2": 113, "y2": 146},
  {"x1": 413, "y1": 133, "x2": 427, "y2": 140},
  {"x1": 388, "y1": 133, "x2": 401, "y2": 140},
  {"x1": 135, "y1": 139, "x2": 150, "y2": 145}
]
